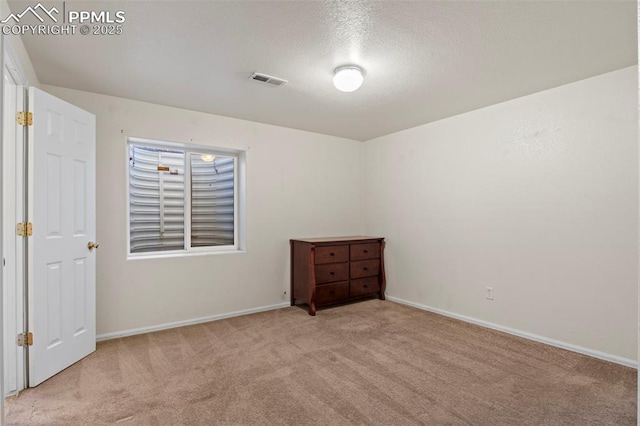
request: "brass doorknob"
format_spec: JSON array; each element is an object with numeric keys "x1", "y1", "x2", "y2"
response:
[{"x1": 87, "y1": 242, "x2": 100, "y2": 251}]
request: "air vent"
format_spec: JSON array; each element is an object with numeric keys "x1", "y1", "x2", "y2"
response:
[{"x1": 250, "y1": 72, "x2": 288, "y2": 87}]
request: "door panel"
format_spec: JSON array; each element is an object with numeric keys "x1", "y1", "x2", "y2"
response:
[{"x1": 28, "y1": 87, "x2": 96, "y2": 386}]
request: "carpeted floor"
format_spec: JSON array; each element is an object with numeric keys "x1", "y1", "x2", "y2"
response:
[{"x1": 5, "y1": 300, "x2": 637, "y2": 425}]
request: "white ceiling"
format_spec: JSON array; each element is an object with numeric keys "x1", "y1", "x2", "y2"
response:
[{"x1": 11, "y1": 1, "x2": 637, "y2": 141}]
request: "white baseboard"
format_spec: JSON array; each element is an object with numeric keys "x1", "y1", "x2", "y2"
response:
[
  {"x1": 386, "y1": 296, "x2": 637, "y2": 369},
  {"x1": 96, "y1": 302, "x2": 290, "y2": 341}
]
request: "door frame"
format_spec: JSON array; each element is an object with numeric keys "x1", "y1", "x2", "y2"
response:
[
  {"x1": 2, "y1": 37, "x2": 28, "y2": 401},
  {"x1": 0, "y1": 30, "x2": 4, "y2": 426}
]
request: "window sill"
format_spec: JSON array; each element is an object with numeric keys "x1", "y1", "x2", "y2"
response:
[{"x1": 127, "y1": 249, "x2": 246, "y2": 261}]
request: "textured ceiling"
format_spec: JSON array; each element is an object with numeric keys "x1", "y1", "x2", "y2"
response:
[{"x1": 10, "y1": 1, "x2": 638, "y2": 141}]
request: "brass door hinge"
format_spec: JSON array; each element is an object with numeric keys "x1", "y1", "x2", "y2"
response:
[
  {"x1": 17, "y1": 111, "x2": 33, "y2": 126},
  {"x1": 16, "y1": 222, "x2": 33, "y2": 237},
  {"x1": 17, "y1": 332, "x2": 33, "y2": 347}
]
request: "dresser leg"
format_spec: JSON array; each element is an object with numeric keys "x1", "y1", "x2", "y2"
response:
[
  {"x1": 308, "y1": 301, "x2": 317, "y2": 316},
  {"x1": 378, "y1": 240, "x2": 386, "y2": 301}
]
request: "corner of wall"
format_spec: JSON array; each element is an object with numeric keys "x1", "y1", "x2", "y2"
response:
[{"x1": 636, "y1": 1, "x2": 640, "y2": 415}]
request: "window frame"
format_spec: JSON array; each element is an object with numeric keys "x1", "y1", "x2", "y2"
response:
[{"x1": 126, "y1": 137, "x2": 245, "y2": 259}]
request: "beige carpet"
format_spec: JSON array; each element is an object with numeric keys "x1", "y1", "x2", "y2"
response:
[{"x1": 6, "y1": 300, "x2": 637, "y2": 425}]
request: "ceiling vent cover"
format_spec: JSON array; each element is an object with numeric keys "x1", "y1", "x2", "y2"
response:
[{"x1": 250, "y1": 72, "x2": 288, "y2": 87}]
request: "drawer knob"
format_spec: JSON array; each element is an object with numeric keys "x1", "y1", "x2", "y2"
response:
[
  {"x1": 329, "y1": 291, "x2": 335, "y2": 295},
  {"x1": 363, "y1": 285, "x2": 368, "y2": 289},
  {"x1": 363, "y1": 267, "x2": 368, "y2": 271},
  {"x1": 330, "y1": 252, "x2": 335, "y2": 256},
  {"x1": 364, "y1": 250, "x2": 368, "y2": 253},
  {"x1": 330, "y1": 272, "x2": 335, "y2": 275}
]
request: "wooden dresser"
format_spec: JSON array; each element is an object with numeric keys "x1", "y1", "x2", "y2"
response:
[{"x1": 290, "y1": 236, "x2": 386, "y2": 316}]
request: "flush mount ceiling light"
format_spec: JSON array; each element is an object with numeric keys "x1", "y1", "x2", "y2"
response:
[
  {"x1": 333, "y1": 65, "x2": 364, "y2": 92},
  {"x1": 200, "y1": 154, "x2": 215, "y2": 162}
]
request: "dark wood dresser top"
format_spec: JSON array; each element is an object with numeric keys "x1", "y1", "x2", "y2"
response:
[{"x1": 290, "y1": 236, "x2": 383, "y2": 244}]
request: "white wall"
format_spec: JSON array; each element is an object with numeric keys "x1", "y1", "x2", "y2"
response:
[
  {"x1": 42, "y1": 85, "x2": 364, "y2": 336},
  {"x1": 363, "y1": 66, "x2": 638, "y2": 362}
]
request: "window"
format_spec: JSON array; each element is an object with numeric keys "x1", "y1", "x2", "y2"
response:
[{"x1": 127, "y1": 138, "x2": 244, "y2": 257}]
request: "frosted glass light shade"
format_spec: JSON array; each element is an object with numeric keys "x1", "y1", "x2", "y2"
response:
[
  {"x1": 200, "y1": 154, "x2": 215, "y2": 162},
  {"x1": 333, "y1": 66, "x2": 364, "y2": 92}
]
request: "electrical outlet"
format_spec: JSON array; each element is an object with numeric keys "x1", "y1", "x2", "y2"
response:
[{"x1": 486, "y1": 287, "x2": 494, "y2": 300}]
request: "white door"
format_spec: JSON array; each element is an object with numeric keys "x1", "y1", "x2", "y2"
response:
[{"x1": 28, "y1": 87, "x2": 96, "y2": 386}]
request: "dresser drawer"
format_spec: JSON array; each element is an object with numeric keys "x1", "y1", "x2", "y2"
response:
[
  {"x1": 315, "y1": 245, "x2": 349, "y2": 264},
  {"x1": 350, "y1": 277, "x2": 379, "y2": 297},
  {"x1": 350, "y1": 259, "x2": 380, "y2": 279},
  {"x1": 316, "y1": 282, "x2": 349, "y2": 304},
  {"x1": 350, "y1": 243, "x2": 380, "y2": 261},
  {"x1": 315, "y1": 262, "x2": 348, "y2": 284}
]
